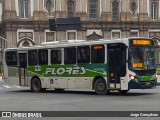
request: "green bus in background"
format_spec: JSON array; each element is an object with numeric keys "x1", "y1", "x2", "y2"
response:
[{"x1": 2, "y1": 38, "x2": 157, "y2": 95}]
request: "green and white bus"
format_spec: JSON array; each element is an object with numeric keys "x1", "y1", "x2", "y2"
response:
[{"x1": 2, "y1": 38, "x2": 157, "y2": 94}]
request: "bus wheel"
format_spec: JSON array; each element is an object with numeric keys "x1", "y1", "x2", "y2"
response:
[
  {"x1": 94, "y1": 78, "x2": 108, "y2": 95},
  {"x1": 118, "y1": 90, "x2": 128, "y2": 95},
  {"x1": 31, "y1": 78, "x2": 41, "y2": 92}
]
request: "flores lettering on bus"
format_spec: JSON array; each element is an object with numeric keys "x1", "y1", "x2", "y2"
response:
[{"x1": 45, "y1": 67, "x2": 86, "y2": 75}]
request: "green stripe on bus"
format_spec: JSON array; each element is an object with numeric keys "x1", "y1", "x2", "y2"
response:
[
  {"x1": 27, "y1": 64, "x2": 107, "y2": 77},
  {"x1": 135, "y1": 74, "x2": 156, "y2": 81}
]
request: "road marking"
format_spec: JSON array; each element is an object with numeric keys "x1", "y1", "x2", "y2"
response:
[
  {"x1": 12, "y1": 85, "x2": 21, "y2": 88},
  {"x1": 4, "y1": 85, "x2": 11, "y2": 88}
]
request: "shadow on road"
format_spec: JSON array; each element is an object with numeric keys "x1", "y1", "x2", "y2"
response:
[{"x1": 8, "y1": 89, "x2": 156, "y2": 96}]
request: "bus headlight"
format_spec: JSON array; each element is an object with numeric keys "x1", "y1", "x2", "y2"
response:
[{"x1": 129, "y1": 75, "x2": 135, "y2": 80}]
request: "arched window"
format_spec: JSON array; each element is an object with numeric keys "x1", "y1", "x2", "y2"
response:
[
  {"x1": 150, "y1": 2, "x2": 158, "y2": 20},
  {"x1": 44, "y1": 0, "x2": 54, "y2": 12},
  {"x1": 67, "y1": 0, "x2": 75, "y2": 17},
  {"x1": 112, "y1": 1, "x2": 119, "y2": 21},
  {"x1": 20, "y1": 0, "x2": 29, "y2": 18},
  {"x1": 17, "y1": 38, "x2": 35, "y2": 47},
  {"x1": 88, "y1": 0, "x2": 98, "y2": 19},
  {"x1": 130, "y1": 0, "x2": 138, "y2": 14},
  {"x1": 22, "y1": 40, "x2": 30, "y2": 47}
]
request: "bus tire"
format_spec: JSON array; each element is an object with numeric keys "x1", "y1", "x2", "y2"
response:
[
  {"x1": 31, "y1": 78, "x2": 41, "y2": 92},
  {"x1": 94, "y1": 78, "x2": 108, "y2": 95},
  {"x1": 118, "y1": 90, "x2": 128, "y2": 95}
]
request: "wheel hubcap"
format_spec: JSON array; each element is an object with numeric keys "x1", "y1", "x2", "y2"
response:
[
  {"x1": 33, "y1": 81, "x2": 39, "y2": 91},
  {"x1": 98, "y1": 83, "x2": 105, "y2": 91}
]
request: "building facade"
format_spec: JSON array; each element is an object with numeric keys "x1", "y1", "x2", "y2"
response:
[
  {"x1": 0, "y1": 0, "x2": 3, "y2": 63},
  {"x1": 0, "y1": 0, "x2": 160, "y2": 63}
]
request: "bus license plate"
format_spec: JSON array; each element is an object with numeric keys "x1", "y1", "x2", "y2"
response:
[{"x1": 146, "y1": 82, "x2": 150, "y2": 85}]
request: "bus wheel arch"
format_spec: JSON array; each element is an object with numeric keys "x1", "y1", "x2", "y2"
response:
[
  {"x1": 31, "y1": 76, "x2": 42, "y2": 92},
  {"x1": 92, "y1": 76, "x2": 108, "y2": 95},
  {"x1": 92, "y1": 76, "x2": 105, "y2": 89}
]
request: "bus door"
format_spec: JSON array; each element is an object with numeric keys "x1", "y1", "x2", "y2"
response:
[
  {"x1": 18, "y1": 52, "x2": 28, "y2": 86},
  {"x1": 107, "y1": 43, "x2": 126, "y2": 89}
]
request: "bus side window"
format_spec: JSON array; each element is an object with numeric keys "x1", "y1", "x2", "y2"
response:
[
  {"x1": 77, "y1": 46, "x2": 90, "y2": 64},
  {"x1": 28, "y1": 50, "x2": 38, "y2": 65},
  {"x1": 64, "y1": 47, "x2": 76, "y2": 64},
  {"x1": 91, "y1": 45, "x2": 105, "y2": 63},
  {"x1": 38, "y1": 49, "x2": 48, "y2": 65},
  {"x1": 51, "y1": 50, "x2": 61, "y2": 64},
  {"x1": 5, "y1": 51, "x2": 17, "y2": 66}
]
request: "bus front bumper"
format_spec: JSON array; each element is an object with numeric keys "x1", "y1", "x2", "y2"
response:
[{"x1": 128, "y1": 79, "x2": 157, "y2": 89}]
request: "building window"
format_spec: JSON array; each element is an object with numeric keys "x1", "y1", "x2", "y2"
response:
[
  {"x1": 44, "y1": 0, "x2": 54, "y2": 12},
  {"x1": 111, "y1": 30, "x2": 121, "y2": 39},
  {"x1": 66, "y1": 30, "x2": 77, "y2": 40},
  {"x1": 17, "y1": 38, "x2": 35, "y2": 47},
  {"x1": 22, "y1": 40, "x2": 30, "y2": 47},
  {"x1": 88, "y1": 0, "x2": 98, "y2": 20},
  {"x1": 130, "y1": 0, "x2": 138, "y2": 14},
  {"x1": 112, "y1": 1, "x2": 119, "y2": 21},
  {"x1": 150, "y1": 2, "x2": 158, "y2": 20},
  {"x1": 67, "y1": 0, "x2": 75, "y2": 17},
  {"x1": 20, "y1": 0, "x2": 29, "y2": 18},
  {"x1": 45, "y1": 31, "x2": 56, "y2": 42},
  {"x1": 67, "y1": 32, "x2": 76, "y2": 40},
  {"x1": 130, "y1": 30, "x2": 139, "y2": 37}
]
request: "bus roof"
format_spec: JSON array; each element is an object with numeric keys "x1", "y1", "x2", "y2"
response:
[{"x1": 4, "y1": 37, "x2": 151, "y2": 51}]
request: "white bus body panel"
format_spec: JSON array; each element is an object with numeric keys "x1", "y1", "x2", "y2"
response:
[
  {"x1": 43, "y1": 77, "x2": 92, "y2": 90},
  {"x1": 68, "y1": 78, "x2": 76, "y2": 89},
  {"x1": 5, "y1": 67, "x2": 20, "y2": 86},
  {"x1": 120, "y1": 77, "x2": 128, "y2": 90},
  {"x1": 76, "y1": 78, "x2": 91, "y2": 89}
]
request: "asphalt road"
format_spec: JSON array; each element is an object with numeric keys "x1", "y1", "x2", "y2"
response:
[{"x1": 0, "y1": 80, "x2": 160, "y2": 120}]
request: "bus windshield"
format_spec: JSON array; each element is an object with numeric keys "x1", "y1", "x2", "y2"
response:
[{"x1": 128, "y1": 47, "x2": 156, "y2": 70}]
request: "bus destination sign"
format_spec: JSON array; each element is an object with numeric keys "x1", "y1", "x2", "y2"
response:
[{"x1": 130, "y1": 39, "x2": 152, "y2": 45}]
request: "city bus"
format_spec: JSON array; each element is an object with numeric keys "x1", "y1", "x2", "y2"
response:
[{"x1": 2, "y1": 38, "x2": 157, "y2": 95}]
